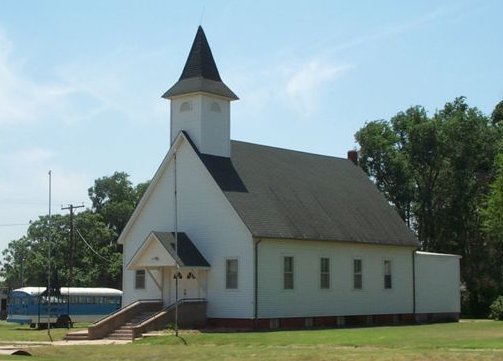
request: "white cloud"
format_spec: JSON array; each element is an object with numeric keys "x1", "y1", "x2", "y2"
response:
[
  {"x1": 2, "y1": 148, "x2": 55, "y2": 163},
  {"x1": 0, "y1": 145, "x2": 89, "y2": 208},
  {"x1": 0, "y1": 28, "x2": 164, "y2": 128},
  {"x1": 53, "y1": 48, "x2": 169, "y2": 125},
  {"x1": 0, "y1": 148, "x2": 91, "y2": 251},
  {"x1": 0, "y1": 29, "x2": 79, "y2": 125},
  {"x1": 285, "y1": 59, "x2": 353, "y2": 116},
  {"x1": 0, "y1": 28, "x2": 164, "y2": 253},
  {"x1": 327, "y1": 6, "x2": 454, "y2": 56}
]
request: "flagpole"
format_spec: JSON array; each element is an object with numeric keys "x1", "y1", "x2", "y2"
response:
[
  {"x1": 47, "y1": 170, "x2": 52, "y2": 341},
  {"x1": 174, "y1": 151, "x2": 179, "y2": 337}
]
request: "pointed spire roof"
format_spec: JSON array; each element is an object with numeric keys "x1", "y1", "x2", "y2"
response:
[
  {"x1": 179, "y1": 26, "x2": 222, "y2": 81},
  {"x1": 162, "y1": 26, "x2": 238, "y2": 100}
]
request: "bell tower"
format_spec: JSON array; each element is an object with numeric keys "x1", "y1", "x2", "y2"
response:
[{"x1": 162, "y1": 26, "x2": 238, "y2": 158}]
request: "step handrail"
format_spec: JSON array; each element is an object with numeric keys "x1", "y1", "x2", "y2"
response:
[
  {"x1": 134, "y1": 298, "x2": 206, "y2": 328},
  {"x1": 91, "y1": 299, "x2": 162, "y2": 326}
]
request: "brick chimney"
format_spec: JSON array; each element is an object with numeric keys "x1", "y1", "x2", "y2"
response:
[{"x1": 347, "y1": 150, "x2": 358, "y2": 165}]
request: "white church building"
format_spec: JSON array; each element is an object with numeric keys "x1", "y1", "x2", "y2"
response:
[{"x1": 117, "y1": 27, "x2": 460, "y2": 329}]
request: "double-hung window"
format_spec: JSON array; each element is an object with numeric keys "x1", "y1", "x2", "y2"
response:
[
  {"x1": 353, "y1": 259, "x2": 362, "y2": 289},
  {"x1": 284, "y1": 256, "x2": 294, "y2": 289},
  {"x1": 135, "y1": 269, "x2": 145, "y2": 289},
  {"x1": 384, "y1": 260, "x2": 392, "y2": 289},
  {"x1": 226, "y1": 259, "x2": 238, "y2": 289},
  {"x1": 320, "y1": 258, "x2": 330, "y2": 289}
]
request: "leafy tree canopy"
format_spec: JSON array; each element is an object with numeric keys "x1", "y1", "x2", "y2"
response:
[
  {"x1": 355, "y1": 97, "x2": 502, "y2": 316},
  {"x1": 88, "y1": 171, "x2": 150, "y2": 235}
]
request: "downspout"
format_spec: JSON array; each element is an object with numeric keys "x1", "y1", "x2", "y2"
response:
[
  {"x1": 254, "y1": 238, "x2": 262, "y2": 328},
  {"x1": 412, "y1": 249, "x2": 416, "y2": 321}
]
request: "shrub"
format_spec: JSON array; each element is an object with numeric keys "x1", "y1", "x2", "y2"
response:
[{"x1": 489, "y1": 296, "x2": 503, "y2": 320}]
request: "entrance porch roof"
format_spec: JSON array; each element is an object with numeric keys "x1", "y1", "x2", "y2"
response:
[{"x1": 127, "y1": 231, "x2": 210, "y2": 270}]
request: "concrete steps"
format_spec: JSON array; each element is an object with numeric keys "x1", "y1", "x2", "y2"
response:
[
  {"x1": 106, "y1": 311, "x2": 158, "y2": 340},
  {"x1": 84, "y1": 299, "x2": 205, "y2": 340},
  {"x1": 65, "y1": 330, "x2": 90, "y2": 341}
]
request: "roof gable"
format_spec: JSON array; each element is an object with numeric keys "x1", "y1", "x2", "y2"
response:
[
  {"x1": 152, "y1": 231, "x2": 210, "y2": 267},
  {"x1": 127, "y1": 231, "x2": 210, "y2": 269}
]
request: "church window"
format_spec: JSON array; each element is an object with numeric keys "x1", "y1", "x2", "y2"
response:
[
  {"x1": 135, "y1": 269, "x2": 145, "y2": 289},
  {"x1": 353, "y1": 259, "x2": 362, "y2": 289},
  {"x1": 226, "y1": 259, "x2": 238, "y2": 289},
  {"x1": 180, "y1": 101, "x2": 192, "y2": 112},
  {"x1": 284, "y1": 256, "x2": 294, "y2": 289},
  {"x1": 320, "y1": 258, "x2": 330, "y2": 289},
  {"x1": 210, "y1": 102, "x2": 221, "y2": 112},
  {"x1": 384, "y1": 260, "x2": 392, "y2": 289}
]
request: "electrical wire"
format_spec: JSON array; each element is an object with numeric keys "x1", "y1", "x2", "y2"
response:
[
  {"x1": 0, "y1": 223, "x2": 30, "y2": 227},
  {"x1": 74, "y1": 226, "x2": 114, "y2": 263}
]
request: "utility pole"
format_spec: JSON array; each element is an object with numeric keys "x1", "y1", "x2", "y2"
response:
[{"x1": 61, "y1": 203, "x2": 84, "y2": 324}]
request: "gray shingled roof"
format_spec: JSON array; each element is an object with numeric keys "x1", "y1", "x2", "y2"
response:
[
  {"x1": 162, "y1": 26, "x2": 238, "y2": 100},
  {"x1": 196, "y1": 140, "x2": 418, "y2": 247},
  {"x1": 152, "y1": 231, "x2": 210, "y2": 267}
]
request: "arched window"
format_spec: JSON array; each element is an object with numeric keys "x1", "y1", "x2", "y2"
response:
[
  {"x1": 180, "y1": 101, "x2": 192, "y2": 112},
  {"x1": 210, "y1": 102, "x2": 221, "y2": 112}
]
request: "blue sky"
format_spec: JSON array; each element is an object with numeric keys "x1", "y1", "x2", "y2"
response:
[{"x1": 1, "y1": 0, "x2": 502, "y2": 255}]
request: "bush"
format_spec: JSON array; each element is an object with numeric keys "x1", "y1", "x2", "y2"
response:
[{"x1": 489, "y1": 296, "x2": 503, "y2": 320}]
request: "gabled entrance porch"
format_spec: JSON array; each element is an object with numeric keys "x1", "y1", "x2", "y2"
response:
[
  {"x1": 127, "y1": 231, "x2": 211, "y2": 307},
  {"x1": 67, "y1": 231, "x2": 213, "y2": 339}
]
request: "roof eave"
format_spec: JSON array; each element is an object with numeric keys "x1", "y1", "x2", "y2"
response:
[
  {"x1": 117, "y1": 133, "x2": 188, "y2": 245},
  {"x1": 162, "y1": 77, "x2": 239, "y2": 100},
  {"x1": 251, "y1": 235, "x2": 418, "y2": 248}
]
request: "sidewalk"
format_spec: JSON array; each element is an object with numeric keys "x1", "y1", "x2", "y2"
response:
[{"x1": 0, "y1": 338, "x2": 131, "y2": 349}]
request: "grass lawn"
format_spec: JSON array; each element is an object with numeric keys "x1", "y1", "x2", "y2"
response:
[
  {"x1": 2, "y1": 320, "x2": 503, "y2": 361},
  {"x1": 0, "y1": 321, "x2": 88, "y2": 343}
]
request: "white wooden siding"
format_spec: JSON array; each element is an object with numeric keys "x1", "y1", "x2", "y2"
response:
[
  {"x1": 122, "y1": 138, "x2": 254, "y2": 317},
  {"x1": 171, "y1": 95, "x2": 202, "y2": 150},
  {"x1": 415, "y1": 252, "x2": 461, "y2": 313},
  {"x1": 256, "y1": 239, "x2": 416, "y2": 318},
  {"x1": 171, "y1": 94, "x2": 231, "y2": 157}
]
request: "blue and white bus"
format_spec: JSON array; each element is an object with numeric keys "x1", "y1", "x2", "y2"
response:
[{"x1": 7, "y1": 287, "x2": 122, "y2": 327}]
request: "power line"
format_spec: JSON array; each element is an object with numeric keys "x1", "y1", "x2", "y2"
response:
[
  {"x1": 0, "y1": 223, "x2": 30, "y2": 227},
  {"x1": 61, "y1": 205, "x2": 84, "y2": 281},
  {"x1": 61, "y1": 203, "x2": 84, "y2": 320},
  {"x1": 74, "y1": 227, "x2": 114, "y2": 263}
]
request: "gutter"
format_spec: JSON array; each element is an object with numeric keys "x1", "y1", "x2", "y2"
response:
[
  {"x1": 254, "y1": 238, "x2": 263, "y2": 327},
  {"x1": 412, "y1": 249, "x2": 416, "y2": 318}
]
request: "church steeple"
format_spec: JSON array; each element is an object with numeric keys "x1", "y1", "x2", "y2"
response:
[
  {"x1": 162, "y1": 26, "x2": 238, "y2": 100},
  {"x1": 163, "y1": 27, "x2": 237, "y2": 158},
  {"x1": 179, "y1": 26, "x2": 222, "y2": 81}
]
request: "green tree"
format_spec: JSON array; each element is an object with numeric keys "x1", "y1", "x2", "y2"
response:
[
  {"x1": 355, "y1": 118, "x2": 414, "y2": 225},
  {"x1": 0, "y1": 171, "x2": 150, "y2": 290},
  {"x1": 483, "y1": 151, "x2": 503, "y2": 241},
  {"x1": 491, "y1": 100, "x2": 503, "y2": 126},
  {"x1": 355, "y1": 97, "x2": 502, "y2": 316},
  {"x1": 481, "y1": 144, "x2": 503, "y2": 299},
  {"x1": 0, "y1": 212, "x2": 121, "y2": 289},
  {"x1": 88, "y1": 171, "x2": 149, "y2": 236}
]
